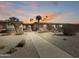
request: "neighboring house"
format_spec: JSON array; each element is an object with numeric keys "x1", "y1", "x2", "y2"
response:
[
  {"x1": 23, "y1": 22, "x2": 60, "y2": 31},
  {"x1": 23, "y1": 22, "x2": 79, "y2": 33}
]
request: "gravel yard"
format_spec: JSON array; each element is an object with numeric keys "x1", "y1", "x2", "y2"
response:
[{"x1": 0, "y1": 32, "x2": 79, "y2": 58}]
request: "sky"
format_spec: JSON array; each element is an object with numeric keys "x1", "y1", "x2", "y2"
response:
[{"x1": 0, "y1": 1, "x2": 79, "y2": 23}]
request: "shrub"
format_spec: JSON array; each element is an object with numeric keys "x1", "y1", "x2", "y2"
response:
[{"x1": 15, "y1": 32, "x2": 24, "y2": 35}]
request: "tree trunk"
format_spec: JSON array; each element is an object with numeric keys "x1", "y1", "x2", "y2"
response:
[
  {"x1": 14, "y1": 26, "x2": 19, "y2": 33},
  {"x1": 38, "y1": 20, "x2": 40, "y2": 30}
]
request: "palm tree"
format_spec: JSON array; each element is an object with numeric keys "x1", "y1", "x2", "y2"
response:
[
  {"x1": 9, "y1": 17, "x2": 22, "y2": 33},
  {"x1": 36, "y1": 15, "x2": 42, "y2": 30}
]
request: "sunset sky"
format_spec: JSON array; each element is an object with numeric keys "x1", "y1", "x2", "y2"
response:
[{"x1": 0, "y1": 1, "x2": 79, "y2": 23}]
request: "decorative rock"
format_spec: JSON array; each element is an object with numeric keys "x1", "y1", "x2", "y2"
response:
[
  {"x1": 16, "y1": 39, "x2": 25, "y2": 47},
  {"x1": 0, "y1": 46, "x2": 5, "y2": 49},
  {"x1": 63, "y1": 38, "x2": 67, "y2": 40},
  {"x1": 5, "y1": 48, "x2": 17, "y2": 54}
]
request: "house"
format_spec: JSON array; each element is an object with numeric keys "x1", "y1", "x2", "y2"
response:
[
  {"x1": 22, "y1": 22, "x2": 61, "y2": 31},
  {"x1": 0, "y1": 20, "x2": 24, "y2": 33},
  {"x1": 0, "y1": 20, "x2": 8, "y2": 33},
  {"x1": 22, "y1": 22, "x2": 79, "y2": 33}
]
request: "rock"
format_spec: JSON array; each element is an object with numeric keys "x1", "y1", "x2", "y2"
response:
[
  {"x1": 63, "y1": 38, "x2": 67, "y2": 40},
  {"x1": 16, "y1": 39, "x2": 25, "y2": 47},
  {"x1": 0, "y1": 46, "x2": 5, "y2": 49},
  {"x1": 5, "y1": 48, "x2": 17, "y2": 54}
]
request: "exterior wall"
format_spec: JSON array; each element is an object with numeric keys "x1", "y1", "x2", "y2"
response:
[
  {"x1": 7, "y1": 25, "x2": 15, "y2": 33},
  {"x1": 16, "y1": 24, "x2": 24, "y2": 33},
  {"x1": 23, "y1": 23, "x2": 79, "y2": 32},
  {"x1": 31, "y1": 24, "x2": 37, "y2": 31},
  {"x1": 0, "y1": 21, "x2": 7, "y2": 32},
  {"x1": 62, "y1": 24, "x2": 79, "y2": 33}
]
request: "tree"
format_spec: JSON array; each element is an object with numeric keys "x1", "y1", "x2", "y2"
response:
[
  {"x1": 8, "y1": 17, "x2": 22, "y2": 33},
  {"x1": 42, "y1": 16, "x2": 48, "y2": 21},
  {"x1": 36, "y1": 15, "x2": 42, "y2": 30},
  {"x1": 30, "y1": 18, "x2": 33, "y2": 22},
  {"x1": 46, "y1": 16, "x2": 48, "y2": 18}
]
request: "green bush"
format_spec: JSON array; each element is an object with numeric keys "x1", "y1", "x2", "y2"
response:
[
  {"x1": 1, "y1": 33, "x2": 11, "y2": 36},
  {"x1": 15, "y1": 32, "x2": 24, "y2": 35},
  {"x1": 37, "y1": 29, "x2": 49, "y2": 33}
]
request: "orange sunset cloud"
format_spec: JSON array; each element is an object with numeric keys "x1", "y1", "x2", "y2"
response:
[
  {"x1": 16, "y1": 9, "x2": 24, "y2": 13},
  {"x1": 21, "y1": 12, "x2": 57, "y2": 24},
  {"x1": 28, "y1": 12, "x2": 57, "y2": 22}
]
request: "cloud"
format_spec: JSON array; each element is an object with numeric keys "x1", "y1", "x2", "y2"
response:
[
  {"x1": 0, "y1": 1, "x2": 16, "y2": 20},
  {"x1": 28, "y1": 1, "x2": 39, "y2": 9},
  {"x1": 23, "y1": 1, "x2": 40, "y2": 10},
  {"x1": 0, "y1": 2, "x2": 15, "y2": 10},
  {"x1": 20, "y1": 16, "x2": 36, "y2": 24},
  {"x1": 0, "y1": 2, "x2": 27, "y2": 20},
  {"x1": 0, "y1": 2, "x2": 9, "y2": 9},
  {"x1": 51, "y1": 1, "x2": 59, "y2": 6},
  {"x1": 64, "y1": 22, "x2": 79, "y2": 24},
  {"x1": 0, "y1": 12, "x2": 16, "y2": 20},
  {"x1": 16, "y1": 9, "x2": 25, "y2": 13},
  {"x1": 29, "y1": 11, "x2": 57, "y2": 19},
  {"x1": 21, "y1": 11, "x2": 58, "y2": 23},
  {"x1": 54, "y1": 12, "x2": 75, "y2": 20},
  {"x1": 49, "y1": 11, "x2": 76, "y2": 23}
]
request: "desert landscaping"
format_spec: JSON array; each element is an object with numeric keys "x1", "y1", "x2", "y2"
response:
[{"x1": 0, "y1": 31, "x2": 79, "y2": 58}]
